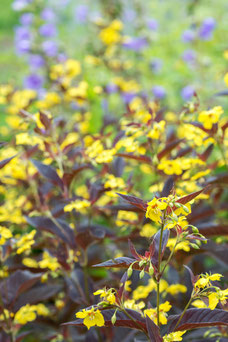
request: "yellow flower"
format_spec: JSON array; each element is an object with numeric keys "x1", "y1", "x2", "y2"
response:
[
  {"x1": 93, "y1": 288, "x2": 116, "y2": 305},
  {"x1": 144, "y1": 301, "x2": 171, "y2": 325},
  {"x1": 158, "y1": 160, "x2": 182, "y2": 176},
  {"x1": 140, "y1": 223, "x2": 157, "y2": 238},
  {"x1": 163, "y1": 331, "x2": 186, "y2": 341},
  {"x1": 124, "y1": 280, "x2": 132, "y2": 292},
  {"x1": 64, "y1": 199, "x2": 90, "y2": 214},
  {"x1": 194, "y1": 273, "x2": 223, "y2": 289},
  {"x1": 16, "y1": 230, "x2": 36, "y2": 254},
  {"x1": 14, "y1": 305, "x2": 37, "y2": 325},
  {"x1": 99, "y1": 20, "x2": 123, "y2": 45},
  {"x1": 104, "y1": 174, "x2": 125, "y2": 189},
  {"x1": 124, "y1": 299, "x2": 145, "y2": 311},
  {"x1": 146, "y1": 198, "x2": 168, "y2": 223},
  {"x1": 116, "y1": 211, "x2": 138, "y2": 227},
  {"x1": 76, "y1": 307, "x2": 105, "y2": 330},
  {"x1": 191, "y1": 300, "x2": 207, "y2": 308},
  {"x1": 147, "y1": 120, "x2": 166, "y2": 140},
  {"x1": 166, "y1": 284, "x2": 187, "y2": 296},
  {"x1": 0, "y1": 226, "x2": 12, "y2": 245},
  {"x1": 208, "y1": 289, "x2": 228, "y2": 310},
  {"x1": 198, "y1": 106, "x2": 223, "y2": 130},
  {"x1": 39, "y1": 251, "x2": 60, "y2": 271},
  {"x1": 167, "y1": 239, "x2": 191, "y2": 252},
  {"x1": 166, "y1": 216, "x2": 188, "y2": 230},
  {"x1": 224, "y1": 72, "x2": 228, "y2": 86}
]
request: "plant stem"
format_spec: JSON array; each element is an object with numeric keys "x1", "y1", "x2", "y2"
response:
[
  {"x1": 121, "y1": 308, "x2": 150, "y2": 341},
  {"x1": 172, "y1": 296, "x2": 192, "y2": 332},
  {"x1": 156, "y1": 220, "x2": 165, "y2": 327},
  {"x1": 160, "y1": 237, "x2": 179, "y2": 277}
]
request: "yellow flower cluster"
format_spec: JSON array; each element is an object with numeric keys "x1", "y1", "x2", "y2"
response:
[
  {"x1": 0, "y1": 225, "x2": 12, "y2": 245},
  {"x1": 99, "y1": 20, "x2": 123, "y2": 45},
  {"x1": 14, "y1": 304, "x2": 49, "y2": 325},
  {"x1": 15, "y1": 230, "x2": 36, "y2": 254}
]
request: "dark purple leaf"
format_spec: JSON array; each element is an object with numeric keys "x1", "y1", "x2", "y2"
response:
[
  {"x1": 145, "y1": 316, "x2": 163, "y2": 342},
  {"x1": 157, "y1": 139, "x2": 184, "y2": 161},
  {"x1": 93, "y1": 257, "x2": 142, "y2": 271},
  {"x1": 128, "y1": 239, "x2": 141, "y2": 260},
  {"x1": 0, "y1": 270, "x2": 42, "y2": 308},
  {"x1": 161, "y1": 177, "x2": 174, "y2": 197},
  {"x1": 31, "y1": 159, "x2": 64, "y2": 189},
  {"x1": 198, "y1": 144, "x2": 214, "y2": 162},
  {"x1": 117, "y1": 193, "x2": 147, "y2": 211},
  {"x1": 63, "y1": 164, "x2": 91, "y2": 187},
  {"x1": 168, "y1": 308, "x2": 228, "y2": 332},
  {"x1": 14, "y1": 283, "x2": 62, "y2": 310},
  {"x1": 151, "y1": 229, "x2": 170, "y2": 270},
  {"x1": 76, "y1": 225, "x2": 107, "y2": 250},
  {"x1": 197, "y1": 223, "x2": 228, "y2": 237},
  {"x1": 116, "y1": 153, "x2": 152, "y2": 164},
  {"x1": 176, "y1": 188, "x2": 206, "y2": 206},
  {"x1": 184, "y1": 265, "x2": 198, "y2": 286},
  {"x1": 0, "y1": 155, "x2": 15, "y2": 170},
  {"x1": 118, "y1": 272, "x2": 128, "y2": 299},
  {"x1": 39, "y1": 111, "x2": 52, "y2": 130},
  {"x1": 25, "y1": 216, "x2": 76, "y2": 249}
]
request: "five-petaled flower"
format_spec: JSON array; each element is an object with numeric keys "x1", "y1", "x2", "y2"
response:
[
  {"x1": 76, "y1": 307, "x2": 105, "y2": 330},
  {"x1": 146, "y1": 197, "x2": 168, "y2": 223}
]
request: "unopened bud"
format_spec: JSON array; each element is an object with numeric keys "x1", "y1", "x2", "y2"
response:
[
  {"x1": 192, "y1": 226, "x2": 199, "y2": 233},
  {"x1": 139, "y1": 260, "x2": 145, "y2": 267},
  {"x1": 190, "y1": 243, "x2": 200, "y2": 249},
  {"x1": 149, "y1": 264, "x2": 154, "y2": 276},
  {"x1": 181, "y1": 205, "x2": 190, "y2": 213},
  {"x1": 174, "y1": 202, "x2": 182, "y2": 208},
  {"x1": 111, "y1": 311, "x2": 117, "y2": 325},
  {"x1": 139, "y1": 269, "x2": 145, "y2": 279},
  {"x1": 127, "y1": 265, "x2": 133, "y2": 277}
]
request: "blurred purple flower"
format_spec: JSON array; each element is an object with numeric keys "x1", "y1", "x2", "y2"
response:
[
  {"x1": 41, "y1": 8, "x2": 56, "y2": 21},
  {"x1": 75, "y1": 5, "x2": 89, "y2": 23},
  {"x1": 15, "y1": 40, "x2": 31, "y2": 54},
  {"x1": 42, "y1": 40, "x2": 58, "y2": 57},
  {"x1": 122, "y1": 92, "x2": 136, "y2": 104},
  {"x1": 122, "y1": 9, "x2": 136, "y2": 22},
  {"x1": 105, "y1": 83, "x2": 118, "y2": 94},
  {"x1": 198, "y1": 17, "x2": 216, "y2": 40},
  {"x1": 57, "y1": 53, "x2": 68, "y2": 63},
  {"x1": 24, "y1": 74, "x2": 44, "y2": 90},
  {"x1": 181, "y1": 85, "x2": 195, "y2": 100},
  {"x1": 15, "y1": 26, "x2": 32, "y2": 54},
  {"x1": 182, "y1": 49, "x2": 196, "y2": 65},
  {"x1": 15, "y1": 26, "x2": 31, "y2": 40},
  {"x1": 123, "y1": 37, "x2": 148, "y2": 51},
  {"x1": 152, "y1": 86, "x2": 166, "y2": 99},
  {"x1": 12, "y1": 0, "x2": 33, "y2": 11},
  {"x1": 20, "y1": 13, "x2": 34, "y2": 26},
  {"x1": 182, "y1": 29, "x2": 195, "y2": 42},
  {"x1": 150, "y1": 58, "x2": 163, "y2": 73},
  {"x1": 39, "y1": 23, "x2": 57, "y2": 38},
  {"x1": 29, "y1": 55, "x2": 45, "y2": 69},
  {"x1": 147, "y1": 19, "x2": 158, "y2": 31}
]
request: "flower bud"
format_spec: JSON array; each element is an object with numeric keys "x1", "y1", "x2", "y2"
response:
[
  {"x1": 139, "y1": 269, "x2": 145, "y2": 279},
  {"x1": 139, "y1": 260, "x2": 145, "y2": 267},
  {"x1": 190, "y1": 243, "x2": 200, "y2": 249},
  {"x1": 127, "y1": 265, "x2": 133, "y2": 277},
  {"x1": 192, "y1": 226, "x2": 199, "y2": 233},
  {"x1": 149, "y1": 264, "x2": 154, "y2": 276},
  {"x1": 111, "y1": 311, "x2": 117, "y2": 325}
]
